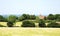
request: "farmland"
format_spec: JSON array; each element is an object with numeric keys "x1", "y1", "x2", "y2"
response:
[
  {"x1": 0, "y1": 28, "x2": 60, "y2": 36},
  {"x1": 0, "y1": 14, "x2": 60, "y2": 36},
  {"x1": 0, "y1": 22, "x2": 60, "y2": 36}
]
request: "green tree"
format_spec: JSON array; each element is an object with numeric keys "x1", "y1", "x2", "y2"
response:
[
  {"x1": 30, "y1": 15, "x2": 36, "y2": 20},
  {"x1": 18, "y1": 16, "x2": 25, "y2": 21},
  {"x1": 0, "y1": 15, "x2": 5, "y2": 22},
  {"x1": 7, "y1": 15, "x2": 17, "y2": 23},
  {"x1": 22, "y1": 14, "x2": 27, "y2": 19},
  {"x1": 54, "y1": 14, "x2": 60, "y2": 19},
  {"x1": 22, "y1": 14, "x2": 30, "y2": 19},
  {"x1": 47, "y1": 14, "x2": 55, "y2": 20},
  {"x1": 20, "y1": 14, "x2": 36, "y2": 20},
  {"x1": 54, "y1": 14, "x2": 60, "y2": 21}
]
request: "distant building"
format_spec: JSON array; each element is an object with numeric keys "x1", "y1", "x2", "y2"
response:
[{"x1": 39, "y1": 15, "x2": 45, "y2": 19}]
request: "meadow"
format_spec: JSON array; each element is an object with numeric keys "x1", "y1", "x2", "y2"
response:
[
  {"x1": 0, "y1": 28, "x2": 60, "y2": 36},
  {"x1": 0, "y1": 22, "x2": 60, "y2": 36}
]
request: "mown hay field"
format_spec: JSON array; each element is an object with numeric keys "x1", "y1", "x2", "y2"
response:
[
  {"x1": 0, "y1": 22, "x2": 60, "y2": 36},
  {"x1": 0, "y1": 28, "x2": 60, "y2": 36},
  {"x1": 0, "y1": 22, "x2": 22, "y2": 27}
]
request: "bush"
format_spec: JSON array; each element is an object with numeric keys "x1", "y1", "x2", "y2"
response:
[
  {"x1": 21, "y1": 21, "x2": 35, "y2": 27},
  {"x1": 47, "y1": 21, "x2": 60, "y2": 28},
  {"x1": 7, "y1": 22, "x2": 14, "y2": 27},
  {"x1": 39, "y1": 19, "x2": 46, "y2": 27}
]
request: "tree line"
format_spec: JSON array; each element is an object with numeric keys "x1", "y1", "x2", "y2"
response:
[
  {"x1": 0, "y1": 14, "x2": 36, "y2": 22},
  {"x1": 0, "y1": 14, "x2": 60, "y2": 27},
  {"x1": 46, "y1": 14, "x2": 60, "y2": 21}
]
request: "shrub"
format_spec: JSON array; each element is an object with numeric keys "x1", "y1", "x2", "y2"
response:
[
  {"x1": 7, "y1": 22, "x2": 14, "y2": 27},
  {"x1": 47, "y1": 21, "x2": 60, "y2": 28},
  {"x1": 21, "y1": 21, "x2": 35, "y2": 27},
  {"x1": 39, "y1": 19, "x2": 46, "y2": 27}
]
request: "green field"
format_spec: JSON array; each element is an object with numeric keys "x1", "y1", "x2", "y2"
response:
[{"x1": 0, "y1": 28, "x2": 60, "y2": 36}]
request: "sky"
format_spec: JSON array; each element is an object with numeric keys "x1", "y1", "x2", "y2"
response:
[{"x1": 0, "y1": 0, "x2": 60, "y2": 15}]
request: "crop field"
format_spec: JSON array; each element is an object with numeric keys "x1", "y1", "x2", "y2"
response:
[
  {"x1": 0, "y1": 22, "x2": 7, "y2": 26},
  {"x1": 0, "y1": 22, "x2": 60, "y2": 36},
  {"x1": 0, "y1": 22, "x2": 22, "y2": 27},
  {"x1": 0, "y1": 28, "x2": 60, "y2": 36}
]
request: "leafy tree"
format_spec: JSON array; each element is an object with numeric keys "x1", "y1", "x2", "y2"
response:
[
  {"x1": 39, "y1": 19, "x2": 46, "y2": 27},
  {"x1": 57, "y1": 16, "x2": 60, "y2": 21},
  {"x1": 7, "y1": 15, "x2": 17, "y2": 23},
  {"x1": 18, "y1": 16, "x2": 25, "y2": 21},
  {"x1": 22, "y1": 14, "x2": 30, "y2": 19},
  {"x1": 47, "y1": 14, "x2": 55, "y2": 20},
  {"x1": 22, "y1": 14, "x2": 27, "y2": 19},
  {"x1": 54, "y1": 14, "x2": 60, "y2": 19},
  {"x1": 4, "y1": 17, "x2": 8, "y2": 22},
  {"x1": 26, "y1": 14, "x2": 30, "y2": 19},
  {"x1": 19, "y1": 14, "x2": 36, "y2": 21},
  {"x1": 30, "y1": 15, "x2": 36, "y2": 20},
  {"x1": 0, "y1": 15, "x2": 4, "y2": 21},
  {"x1": 54, "y1": 14, "x2": 60, "y2": 21},
  {"x1": 21, "y1": 21, "x2": 35, "y2": 27}
]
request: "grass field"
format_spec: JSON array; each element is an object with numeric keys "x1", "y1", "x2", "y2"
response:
[
  {"x1": 0, "y1": 28, "x2": 60, "y2": 36},
  {"x1": 0, "y1": 22, "x2": 7, "y2": 26},
  {"x1": 0, "y1": 22, "x2": 22, "y2": 27},
  {"x1": 0, "y1": 22, "x2": 60, "y2": 36}
]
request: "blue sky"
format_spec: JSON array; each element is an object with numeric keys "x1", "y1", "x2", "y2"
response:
[{"x1": 0, "y1": 0, "x2": 60, "y2": 15}]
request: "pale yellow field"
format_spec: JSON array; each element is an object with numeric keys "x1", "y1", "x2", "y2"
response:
[
  {"x1": 0, "y1": 22, "x2": 22, "y2": 27},
  {"x1": 0, "y1": 22, "x2": 7, "y2": 26},
  {"x1": 15, "y1": 22, "x2": 22, "y2": 27},
  {"x1": 0, "y1": 22, "x2": 60, "y2": 36},
  {"x1": 0, "y1": 28, "x2": 60, "y2": 36}
]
